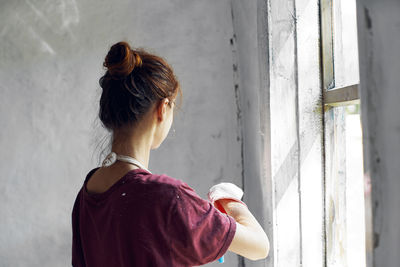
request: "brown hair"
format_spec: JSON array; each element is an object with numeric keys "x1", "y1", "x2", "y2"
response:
[{"x1": 99, "y1": 41, "x2": 182, "y2": 131}]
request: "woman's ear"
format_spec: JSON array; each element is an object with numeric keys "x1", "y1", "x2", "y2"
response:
[{"x1": 156, "y1": 98, "x2": 169, "y2": 122}]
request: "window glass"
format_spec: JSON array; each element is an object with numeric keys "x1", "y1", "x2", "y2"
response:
[
  {"x1": 332, "y1": 0, "x2": 360, "y2": 88},
  {"x1": 345, "y1": 104, "x2": 366, "y2": 267},
  {"x1": 324, "y1": 105, "x2": 366, "y2": 267}
]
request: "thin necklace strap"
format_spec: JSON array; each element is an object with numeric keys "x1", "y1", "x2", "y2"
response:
[
  {"x1": 116, "y1": 155, "x2": 149, "y2": 172},
  {"x1": 102, "y1": 152, "x2": 152, "y2": 174}
]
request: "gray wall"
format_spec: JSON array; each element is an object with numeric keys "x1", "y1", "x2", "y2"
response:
[
  {"x1": 231, "y1": 1, "x2": 272, "y2": 266},
  {"x1": 4, "y1": 0, "x2": 398, "y2": 266},
  {"x1": 0, "y1": 1, "x2": 244, "y2": 266},
  {"x1": 357, "y1": 0, "x2": 400, "y2": 266}
]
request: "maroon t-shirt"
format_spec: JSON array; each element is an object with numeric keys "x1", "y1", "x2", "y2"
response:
[{"x1": 71, "y1": 168, "x2": 236, "y2": 267}]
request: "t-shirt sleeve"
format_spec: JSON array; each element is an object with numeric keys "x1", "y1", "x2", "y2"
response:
[
  {"x1": 168, "y1": 182, "x2": 237, "y2": 266},
  {"x1": 71, "y1": 191, "x2": 86, "y2": 267}
]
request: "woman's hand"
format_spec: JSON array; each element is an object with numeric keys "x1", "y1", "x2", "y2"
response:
[
  {"x1": 218, "y1": 199, "x2": 270, "y2": 261},
  {"x1": 208, "y1": 183, "x2": 269, "y2": 261}
]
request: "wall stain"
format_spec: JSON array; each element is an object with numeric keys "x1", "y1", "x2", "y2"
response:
[
  {"x1": 364, "y1": 7, "x2": 372, "y2": 30},
  {"x1": 373, "y1": 232, "x2": 380, "y2": 248},
  {"x1": 211, "y1": 131, "x2": 222, "y2": 139},
  {"x1": 230, "y1": 10, "x2": 245, "y2": 267}
]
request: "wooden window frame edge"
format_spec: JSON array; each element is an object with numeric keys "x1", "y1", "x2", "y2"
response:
[{"x1": 324, "y1": 84, "x2": 360, "y2": 107}]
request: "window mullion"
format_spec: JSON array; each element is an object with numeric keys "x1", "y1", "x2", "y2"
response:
[{"x1": 324, "y1": 84, "x2": 360, "y2": 106}]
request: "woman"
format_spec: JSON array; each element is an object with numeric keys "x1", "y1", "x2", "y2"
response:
[{"x1": 71, "y1": 41, "x2": 269, "y2": 266}]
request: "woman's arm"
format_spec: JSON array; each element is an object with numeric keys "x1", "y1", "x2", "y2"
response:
[{"x1": 217, "y1": 199, "x2": 270, "y2": 261}]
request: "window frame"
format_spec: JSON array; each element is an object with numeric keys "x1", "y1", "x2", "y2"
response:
[{"x1": 320, "y1": 0, "x2": 363, "y2": 266}]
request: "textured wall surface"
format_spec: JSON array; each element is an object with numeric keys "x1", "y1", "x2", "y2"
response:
[
  {"x1": 231, "y1": 1, "x2": 270, "y2": 266},
  {"x1": 357, "y1": 0, "x2": 400, "y2": 266},
  {"x1": 0, "y1": 1, "x2": 244, "y2": 266},
  {"x1": 3, "y1": 0, "x2": 384, "y2": 266}
]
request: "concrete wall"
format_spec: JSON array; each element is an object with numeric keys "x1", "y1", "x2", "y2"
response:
[
  {"x1": 4, "y1": 0, "x2": 394, "y2": 266},
  {"x1": 356, "y1": 0, "x2": 400, "y2": 266},
  {"x1": 0, "y1": 1, "x2": 243, "y2": 266},
  {"x1": 231, "y1": 1, "x2": 273, "y2": 266}
]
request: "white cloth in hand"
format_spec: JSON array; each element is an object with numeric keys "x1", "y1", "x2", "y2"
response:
[{"x1": 207, "y1": 182, "x2": 245, "y2": 206}]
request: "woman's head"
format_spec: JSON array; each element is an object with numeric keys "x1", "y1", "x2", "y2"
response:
[{"x1": 99, "y1": 41, "x2": 181, "y2": 148}]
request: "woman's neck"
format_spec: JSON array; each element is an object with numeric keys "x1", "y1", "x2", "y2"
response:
[{"x1": 111, "y1": 125, "x2": 154, "y2": 169}]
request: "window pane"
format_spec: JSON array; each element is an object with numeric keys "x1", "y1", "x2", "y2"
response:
[
  {"x1": 324, "y1": 106, "x2": 347, "y2": 267},
  {"x1": 345, "y1": 104, "x2": 366, "y2": 267},
  {"x1": 324, "y1": 104, "x2": 366, "y2": 267},
  {"x1": 333, "y1": 0, "x2": 360, "y2": 88}
]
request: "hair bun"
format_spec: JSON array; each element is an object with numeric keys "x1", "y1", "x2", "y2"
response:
[{"x1": 103, "y1": 41, "x2": 142, "y2": 78}]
